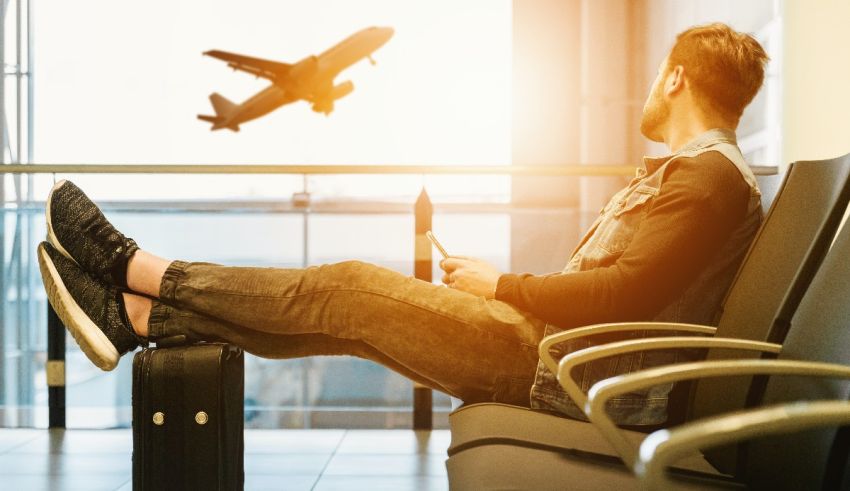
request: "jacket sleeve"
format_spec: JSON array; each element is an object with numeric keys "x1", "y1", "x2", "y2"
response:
[{"x1": 494, "y1": 154, "x2": 752, "y2": 329}]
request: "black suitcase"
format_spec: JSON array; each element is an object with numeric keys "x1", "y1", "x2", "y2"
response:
[{"x1": 132, "y1": 342, "x2": 244, "y2": 490}]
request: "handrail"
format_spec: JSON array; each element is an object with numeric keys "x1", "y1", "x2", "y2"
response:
[
  {"x1": 0, "y1": 201, "x2": 585, "y2": 214},
  {"x1": 0, "y1": 163, "x2": 779, "y2": 176}
]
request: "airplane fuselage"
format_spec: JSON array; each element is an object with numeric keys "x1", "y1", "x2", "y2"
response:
[
  {"x1": 201, "y1": 26, "x2": 394, "y2": 130},
  {"x1": 230, "y1": 85, "x2": 292, "y2": 126},
  {"x1": 317, "y1": 27, "x2": 394, "y2": 79}
]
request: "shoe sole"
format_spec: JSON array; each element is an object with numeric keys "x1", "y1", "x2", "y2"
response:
[
  {"x1": 46, "y1": 179, "x2": 78, "y2": 265},
  {"x1": 37, "y1": 244, "x2": 119, "y2": 371}
]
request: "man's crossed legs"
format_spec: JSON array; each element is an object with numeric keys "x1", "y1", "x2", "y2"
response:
[{"x1": 39, "y1": 180, "x2": 545, "y2": 406}]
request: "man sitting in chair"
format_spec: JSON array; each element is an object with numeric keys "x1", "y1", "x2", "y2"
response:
[{"x1": 39, "y1": 23, "x2": 767, "y2": 425}]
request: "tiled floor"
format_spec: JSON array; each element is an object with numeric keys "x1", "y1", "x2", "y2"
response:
[{"x1": 0, "y1": 428, "x2": 451, "y2": 490}]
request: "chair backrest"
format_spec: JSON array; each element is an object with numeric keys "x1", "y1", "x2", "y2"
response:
[
  {"x1": 755, "y1": 170, "x2": 783, "y2": 215},
  {"x1": 744, "y1": 210, "x2": 850, "y2": 490},
  {"x1": 692, "y1": 154, "x2": 850, "y2": 421},
  {"x1": 716, "y1": 155, "x2": 850, "y2": 343}
]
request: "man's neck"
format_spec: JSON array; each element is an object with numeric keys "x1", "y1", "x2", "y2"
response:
[
  {"x1": 662, "y1": 104, "x2": 734, "y2": 153},
  {"x1": 663, "y1": 119, "x2": 712, "y2": 153}
]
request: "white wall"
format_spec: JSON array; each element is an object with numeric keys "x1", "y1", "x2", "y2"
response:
[{"x1": 782, "y1": 0, "x2": 850, "y2": 163}]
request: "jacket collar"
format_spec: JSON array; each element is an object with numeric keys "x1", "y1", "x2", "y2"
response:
[{"x1": 642, "y1": 128, "x2": 738, "y2": 174}]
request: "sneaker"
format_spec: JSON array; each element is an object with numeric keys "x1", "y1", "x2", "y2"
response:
[
  {"x1": 46, "y1": 180, "x2": 139, "y2": 288},
  {"x1": 37, "y1": 241, "x2": 142, "y2": 371}
]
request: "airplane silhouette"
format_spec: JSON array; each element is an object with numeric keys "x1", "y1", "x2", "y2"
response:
[{"x1": 198, "y1": 26, "x2": 394, "y2": 131}]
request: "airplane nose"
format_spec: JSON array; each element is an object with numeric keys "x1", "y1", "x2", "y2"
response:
[{"x1": 381, "y1": 27, "x2": 395, "y2": 40}]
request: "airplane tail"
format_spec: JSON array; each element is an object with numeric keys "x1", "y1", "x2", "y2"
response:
[
  {"x1": 210, "y1": 93, "x2": 237, "y2": 117},
  {"x1": 197, "y1": 93, "x2": 240, "y2": 131}
]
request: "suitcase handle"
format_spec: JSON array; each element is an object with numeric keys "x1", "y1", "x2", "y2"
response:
[{"x1": 155, "y1": 335, "x2": 189, "y2": 348}]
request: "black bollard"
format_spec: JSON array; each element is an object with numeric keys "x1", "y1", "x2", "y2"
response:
[
  {"x1": 412, "y1": 188, "x2": 433, "y2": 430},
  {"x1": 47, "y1": 304, "x2": 66, "y2": 428}
]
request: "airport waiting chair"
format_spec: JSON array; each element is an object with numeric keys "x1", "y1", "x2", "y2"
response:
[
  {"x1": 585, "y1": 202, "x2": 850, "y2": 489},
  {"x1": 446, "y1": 153, "x2": 850, "y2": 482},
  {"x1": 447, "y1": 164, "x2": 850, "y2": 490},
  {"x1": 635, "y1": 400, "x2": 850, "y2": 490}
]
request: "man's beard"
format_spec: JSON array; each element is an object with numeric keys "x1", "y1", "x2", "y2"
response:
[{"x1": 639, "y1": 87, "x2": 669, "y2": 142}]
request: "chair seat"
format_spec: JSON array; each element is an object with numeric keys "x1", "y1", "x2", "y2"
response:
[
  {"x1": 447, "y1": 443, "x2": 638, "y2": 491},
  {"x1": 448, "y1": 402, "x2": 719, "y2": 475},
  {"x1": 446, "y1": 443, "x2": 743, "y2": 491}
]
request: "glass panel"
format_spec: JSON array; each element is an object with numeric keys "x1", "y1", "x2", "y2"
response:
[
  {"x1": 0, "y1": 200, "x2": 522, "y2": 428},
  {"x1": 1, "y1": 205, "x2": 47, "y2": 427},
  {"x1": 33, "y1": 0, "x2": 511, "y2": 168}
]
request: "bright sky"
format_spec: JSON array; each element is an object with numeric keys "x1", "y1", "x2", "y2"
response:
[{"x1": 34, "y1": 0, "x2": 512, "y2": 200}]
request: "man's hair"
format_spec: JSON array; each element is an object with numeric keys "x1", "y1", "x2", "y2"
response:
[{"x1": 668, "y1": 23, "x2": 769, "y2": 123}]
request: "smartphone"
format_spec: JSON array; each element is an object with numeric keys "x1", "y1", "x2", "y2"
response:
[{"x1": 425, "y1": 230, "x2": 450, "y2": 259}]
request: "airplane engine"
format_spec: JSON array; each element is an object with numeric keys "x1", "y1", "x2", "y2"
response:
[
  {"x1": 311, "y1": 81, "x2": 355, "y2": 115},
  {"x1": 329, "y1": 80, "x2": 354, "y2": 101},
  {"x1": 312, "y1": 100, "x2": 334, "y2": 115}
]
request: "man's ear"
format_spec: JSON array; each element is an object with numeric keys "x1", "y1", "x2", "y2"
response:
[{"x1": 665, "y1": 65, "x2": 686, "y2": 96}]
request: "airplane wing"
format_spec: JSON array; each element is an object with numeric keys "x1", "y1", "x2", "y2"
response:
[{"x1": 204, "y1": 50, "x2": 292, "y2": 80}]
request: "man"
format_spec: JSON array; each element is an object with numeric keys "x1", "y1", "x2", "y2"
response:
[{"x1": 39, "y1": 23, "x2": 767, "y2": 425}]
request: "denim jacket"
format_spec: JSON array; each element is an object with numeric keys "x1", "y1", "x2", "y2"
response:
[{"x1": 529, "y1": 129, "x2": 763, "y2": 425}]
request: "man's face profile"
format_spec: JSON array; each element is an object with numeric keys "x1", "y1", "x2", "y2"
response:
[{"x1": 640, "y1": 59, "x2": 672, "y2": 143}]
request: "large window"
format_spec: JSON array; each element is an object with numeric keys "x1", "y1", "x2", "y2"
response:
[{"x1": 1, "y1": 0, "x2": 512, "y2": 428}]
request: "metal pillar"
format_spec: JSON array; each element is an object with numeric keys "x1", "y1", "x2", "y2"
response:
[
  {"x1": 0, "y1": 0, "x2": 36, "y2": 421},
  {"x1": 577, "y1": 0, "x2": 643, "y2": 230},
  {"x1": 0, "y1": 0, "x2": 7, "y2": 413}
]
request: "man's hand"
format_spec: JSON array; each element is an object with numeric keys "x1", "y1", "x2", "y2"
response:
[{"x1": 439, "y1": 256, "x2": 502, "y2": 299}]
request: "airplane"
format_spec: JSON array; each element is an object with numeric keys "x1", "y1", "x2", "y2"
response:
[{"x1": 198, "y1": 26, "x2": 394, "y2": 131}]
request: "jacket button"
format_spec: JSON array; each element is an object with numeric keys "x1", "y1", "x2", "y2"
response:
[
  {"x1": 152, "y1": 412, "x2": 165, "y2": 426},
  {"x1": 195, "y1": 411, "x2": 209, "y2": 425}
]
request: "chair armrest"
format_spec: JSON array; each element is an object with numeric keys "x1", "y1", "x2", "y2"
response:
[
  {"x1": 555, "y1": 337, "x2": 780, "y2": 431},
  {"x1": 538, "y1": 322, "x2": 717, "y2": 374},
  {"x1": 637, "y1": 400, "x2": 850, "y2": 490},
  {"x1": 584, "y1": 359, "x2": 850, "y2": 469}
]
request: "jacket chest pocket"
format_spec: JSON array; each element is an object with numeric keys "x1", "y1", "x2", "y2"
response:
[{"x1": 595, "y1": 188, "x2": 656, "y2": 255}]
